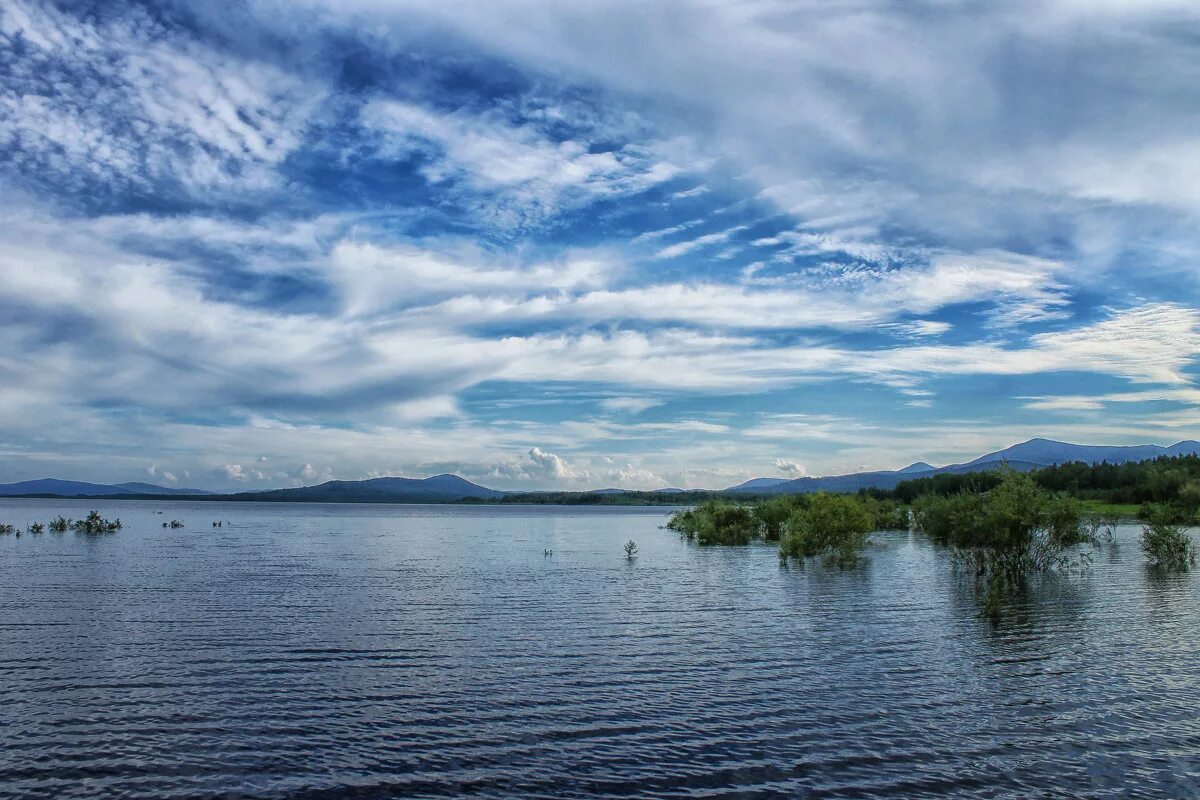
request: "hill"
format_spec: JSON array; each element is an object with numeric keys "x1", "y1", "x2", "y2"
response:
[{"x1": 234, "y1": 474, "x2": 502, "y2": 502}]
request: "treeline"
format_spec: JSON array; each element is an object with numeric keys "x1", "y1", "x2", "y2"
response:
[{"x1": 885, "y1": 455, "x2": 1200, "y2": 517}]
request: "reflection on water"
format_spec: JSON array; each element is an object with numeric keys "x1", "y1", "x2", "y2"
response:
[{"x1": 0, "y1": 499, "x2": 1197, "y2": 799}]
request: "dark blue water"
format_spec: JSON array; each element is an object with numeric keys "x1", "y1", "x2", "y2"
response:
[{"x1": 0, "y1": 499, "x2": 1197, "y2": 799}]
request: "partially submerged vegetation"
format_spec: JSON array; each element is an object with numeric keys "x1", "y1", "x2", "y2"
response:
[
  {"x1": 662, "y1": 466, "x2": 1200, "y2": 618},
  {"x1": 72, "y1": 511, "x2": 122, "y2": 534},
  {"x1": 779, "y1": 493, "x2": 874, "y2": 567},
  {"x1": 0, "y1": 511, "x2": 122, "y2": 536},
  {"x1": 667, "y1": 493, "x2": 878, "y2": 566},
  {"x1": 1140, "y1": 507, "x2": 1197, "y2": 570}
]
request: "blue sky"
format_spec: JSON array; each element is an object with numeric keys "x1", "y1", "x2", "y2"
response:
[{"x1": 2, "y1": 0, "x2": 1199, "y2": 491}]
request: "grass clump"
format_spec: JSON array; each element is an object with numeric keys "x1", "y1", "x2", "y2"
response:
[
  {"x1": 779, "y1": 493, "x2": 874, "y2": 567},
  {"x1": 1140, "y1": 506, "x2": 1196, "y2": 570}
]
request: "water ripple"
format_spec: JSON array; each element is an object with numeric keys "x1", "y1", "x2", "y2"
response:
[{"x1": 0, "y1": 499, "x2": 1197, "y2": 798}]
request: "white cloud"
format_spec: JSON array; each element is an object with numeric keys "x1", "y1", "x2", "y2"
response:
[
  {"x1": 600, "y1": 397, "x2": 663, "y2": 414},
  {"x1": 0, "y1": 0, "x2": 325, "y2": 199},
  {"x1": 774, "y1": 458, "x2": 807, "y2": 477},
  {"x1": 361, "y1": 98, "x2": 684, "y2": 230}
]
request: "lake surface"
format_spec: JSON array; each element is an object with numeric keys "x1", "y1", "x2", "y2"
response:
[{"x1": 0, "y1": 499, "x2": 1197, "y2": 799}]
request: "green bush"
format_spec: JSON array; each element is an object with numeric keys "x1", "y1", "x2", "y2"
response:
[
  {"x1": 867, "y1": 497, "x2": 910, "y2": 531},
  {"x1": 914, "y1": 469, "x2": 1087, "y2": 591},
  {"x1": 71, "y1": 511, "x2": 121, "y2": 534},
  {"x1": 666, "y1": 500, "x2": 757, "y2": 545},
  {"x1": 48, "y1": 516, "x2": 69, "y2": 532},
  {"x1": 753, "y1": 495, "x2": 801, "y2": 541},
  {"x1": 1140, "y1": 506, "x2": 1196, "y2": 570},
  {"x1": 780, "y1": 493, "x2": 874, "y2": 567}
]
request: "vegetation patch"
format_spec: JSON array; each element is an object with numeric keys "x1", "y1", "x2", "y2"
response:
[
  {"x1": 1140, "y1": 506, "x2": 1197, "y2": 570},
  {"x1": 780, "y1": 493, "x2": 874, "y2": 567}
]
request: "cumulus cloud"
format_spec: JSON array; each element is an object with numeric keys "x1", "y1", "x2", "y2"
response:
[{"x1": 774, "y1": 458, "x2": 807, "y2": 478}]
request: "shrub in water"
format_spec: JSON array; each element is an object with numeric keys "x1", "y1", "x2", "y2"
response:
[
  {"x1": 0, "y1": 523, "x2": 13, "y2": 534},
  {"x1": 28, "y1": 522, "x2": 45, "y2": 534},
  {"x1": 48, "y1": 516, "x2": 69, "y2": 533},
  {"x1": 666, "y1": 500, "x2": 757, "y2": 545},
  {"x1": 753, "y1": 495, "x2": 801, "y2": 541},
  {"x1": 780, "y1": 492, "x2": 874, "y2": 567},
  {"x1": 912, "y1": 469, "x2": 1088, "y2": 618},
  {"x1": 866, "y1": 498, "x2": 910, "y2": 531},
  {"x1": 1140, "y1": 506, "x2": 1196, "y2": 570},
  {"x1": 72, "y1": 511, "x2": 121, "y2": 534}
]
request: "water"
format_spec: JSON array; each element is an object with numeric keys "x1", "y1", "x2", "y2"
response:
[{"x1": 0, "y1": 499, "x2": 1197, "y2": 799}]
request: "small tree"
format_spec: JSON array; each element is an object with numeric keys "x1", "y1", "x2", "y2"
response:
[{"x1": 623, "y1": 539, "x2": 639, "y2": 559}]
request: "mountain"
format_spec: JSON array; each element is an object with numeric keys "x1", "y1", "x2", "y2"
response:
[
  {"x1": 0, "y1": 478, "x2": 133, "y2": 497},
  {"x1": 966, "y1": 438, "x2": 1200, "y2": 467},
  {"x1": 114, "y1": 482, "x2": 213, "y2": 496},
  {"x1": 0, "y1": 478, "x2": 214, "y2": 497},
  {"x1": 235, "y1": 474, "x2": 502, "y2": 502},
  {"x1": 725, "y1": 439, "x2": 1200, "y2": 495},
  {"x1": 725, "y1": 477, "x2": 790, "y2": 491}
]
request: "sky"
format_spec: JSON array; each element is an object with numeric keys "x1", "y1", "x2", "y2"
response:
[{"x1": 2, "y1": 0, "x2": 1200, "y2": 492}]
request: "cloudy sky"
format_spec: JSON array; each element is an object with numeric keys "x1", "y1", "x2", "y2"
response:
[{"x1": 2, "y1": 0, "x2": 1199, "y2": 491}]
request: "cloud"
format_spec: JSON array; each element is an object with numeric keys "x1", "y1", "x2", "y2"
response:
[
  {"x1": 774, "y1": 458, "x2": 807, "y2": 478},
  {"x1": 0, "y1": 0, "x2": 325, "y2": 203},
  {"x1": 361, "y1": 98, "x2": 684, "y2": 230},
  {"x1": 599, "y1": 396, "x2": 663, "y2": 414}
]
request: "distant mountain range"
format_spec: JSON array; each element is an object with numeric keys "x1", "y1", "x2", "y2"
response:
[
  {"x1": 0, "y1": 478, "x2": 212, "y2": 497},
  {"x1": 2, "y1": 438, "x2": 1198, "y2": 501},
  {"x1": 724, "y1": 438, "x2": 1200, "y2": 494}
]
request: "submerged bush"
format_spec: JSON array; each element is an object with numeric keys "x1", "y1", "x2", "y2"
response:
[
  {"x1": 780, "y1": 493, "x2": 874, "y2": 567},
  {"x1": 1140, "y1": 506, "x2": 1196, "y2": 570},
  {"x1": 48, "y1": 516, "x2": 69, "y2": 533},
  {"x1": 753, "y1": 495, "x2": 802, "y2": 541},
  {"x1": 0, "y1": 523, "x2": 13, "y2": 534},
  {"x1": 28, "y1": 522, "x2": 45, "y2": 534},
  {"x1": 72, "y1": 511, "x2": 121, "y2": 534},
  {"x1": 667, "y1": 500, "x2": 757, "y2": 545},
  {"x1": 912, "y1": 469, "x2": 1088, "y2": 618},
  {"x1": 866, "y1": 498, "x2": 910, "y2": 531}
]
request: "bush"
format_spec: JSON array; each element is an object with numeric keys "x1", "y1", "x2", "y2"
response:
[
  {"x1": 0, "y1": 523, "x2": 13, "y2": 534},
  {"x1": 913, "y1": 470, "x2": 1088, "y2": 600},
  {"x1": 780, "y1": 493, "x2": 874, "y2": 567},
  {"x1": 753, "y1": 495, "x2": 801, "y2": 541},
  {"x1": 867, "y1": 498, "x2": 910, "y2": 531},
  {"x1": 1140, "y1": 506, "x2": 1196, "y2": 570},
  {"x1": 48, "y1": 516, "x2": 69, "y2": 532},
  {"x1": 28, "y1": 522, "x2": 45, "y2": 534},
  {"x1": 72, "y1": 511, "x2": 121, "y2": 534},
  {"x1": 666, "y1": 500, "x2": 757, "y2": 545}
]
